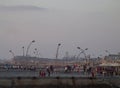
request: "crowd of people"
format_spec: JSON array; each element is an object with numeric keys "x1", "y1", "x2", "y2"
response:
[
  {"x1": 39, "y1": 65, "x2": 54, "y2": 77},
  {"x1": 0, "y1": 65, "x2": 37, "y2": 71},
  {"x1": 39, "y1": 64, "x2": 97, "y2": 78},
  {"x1": 1, "y1": 64, "x2": 118, "y2": 77}
]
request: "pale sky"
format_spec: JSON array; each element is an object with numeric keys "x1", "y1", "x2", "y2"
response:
[{"x1": 0, "y1": 0, "x2": 120, "y2": 59}]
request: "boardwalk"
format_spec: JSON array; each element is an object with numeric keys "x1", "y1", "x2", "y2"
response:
[
  {"x1": 0, "y1": 76, "x2": 120, "y2": 88},
  {"x1": 0, "y1": 70, "x2": 120, "y2": 88}
]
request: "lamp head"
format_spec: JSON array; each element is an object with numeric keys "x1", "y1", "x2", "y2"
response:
[
  {"x1": 32, "y1": 40, "x2": 35, "y2": 43},
  {"x1": 9, "y1": 50, "x2": 12, "y2": 52},
  {"x1": 85, "y1": 48, "x2": 88, "y2": 50},
  {"x1": 105, "y1": 50, "x2": 108, "y2": 52},
  {"x1": 58, "y1": 43, "x2": 61, "y2": 46},
  {"x1": 77, "y1": 47, "x2": 80, "y2": 49}
]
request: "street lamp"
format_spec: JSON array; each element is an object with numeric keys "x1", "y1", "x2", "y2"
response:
[
  {"x1": 56, "y1": 43, "x2": 61, "y2": 59},
  {"x1": 105, "y1": 50, "x2": 111, "y2": 62},
  {"x1": 77, "y1": 47, "x2": 88, "y2": 59},
  {"x1": 77, "y1": 47, "x2": 88, "y2": 64},
  {"x1": 22, "y1": 46, "x2": 25, "y2": 56},
  {"x1": 9, "y1": 50, "x2": 15, "y2": 58},
  {"x1": 105, "y1": 50, "x2": 110, "y2": 55},
  {"x1": 26, "y1": 40, "x2": 35, "y2": 56},
  {"x1": 34, "y1": 48, "x2": 39, "y2": 58}
]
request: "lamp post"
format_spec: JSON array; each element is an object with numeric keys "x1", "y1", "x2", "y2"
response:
[
  {"x1": 22, "y1": 46, "x2": 25, "y2": 56},
  {"x1": 77, "y1": 47, "x2": 88, "y2": 59},
  {"x1": 77, "y1": 47, "x2": 89, "y2": 75},
  {"x1": 105, "y1": 50, "x2": 110, "y2": 55},
  {"x1": 9, "y1": 50, "x2": 16, "y2": 64},
  {"x1": 34, "y1": 48, "x2": 39, "y2": 58},
  {"x1": 77, "y1": 47, "x2": 88, "y2": 63},
  {"x1": 105, "y1": 50, "x2": 111, "y2": 62},
  {"x1": 26, "y1": 40, "x2": 35, "y2": 56},
  {"x1": 9, "y1": 50, "x2": 15, "y2": 58},
  {"x1": 56, "y1": 43, "x2": 61, "y2": 59}
]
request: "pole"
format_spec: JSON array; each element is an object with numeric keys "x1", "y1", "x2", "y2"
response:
[
  {"x1": 77, "y1": 47, "x2": 88, "y2": 64},
  {"x1": 22, "y1": 46, "x2": 25, "y2": 56},
  {"x1": 56, "y1": 43, "x2": 61, "y2": 59},
  {"x1": 105, "y1": 50, "x2": 110, "y2": 55},
  {"x1": 26, "y1": 40, "x2": 35, "y2": 56},
  {"x1": 77, "y1": 47, "x2": 88, "y2": 59},
  {"x1": 35, "y1": 48, "x2": 39, "y2": 58},
  {"x1": 9, "y1": 50, "x2": 15, "y2": 58},
  {"x1": 9, "y1": 50, "x2": 16, "y2": 64}
]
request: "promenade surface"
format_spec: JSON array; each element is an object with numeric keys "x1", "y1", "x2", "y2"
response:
[
  {"x1": 0, "y1": 70, "x2": 119, "y2": 77},
  {"x1": 0, "y1": 71, "x2": 120, "y2": 88}
]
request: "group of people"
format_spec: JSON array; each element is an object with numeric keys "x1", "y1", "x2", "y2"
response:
[
  {"x1": 39, "y1": 65, "x2": 54, "y2": 77},
  {"x1": 39, "y1": 64, "x2": 97, "y2": 78},
  {"x1": 64, "y1": 64, "x2": 97, "y2": 77}
]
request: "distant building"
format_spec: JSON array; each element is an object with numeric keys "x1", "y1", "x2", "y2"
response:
[
  {"x1": 104, "y1": 54, "x2": 120, "y2": 64},
  {"x1": 12, "y1": 56, "x2": 54, "y2": 66},
  {"x1": 105, "y1": 54, "x2": 120, "y2": 60},
  {"x1": 12, "y1": 56, "x2": 71, "y2": 66},
  {"x1": 108, "y1": 54, "x2": 120, "y2": 60}
]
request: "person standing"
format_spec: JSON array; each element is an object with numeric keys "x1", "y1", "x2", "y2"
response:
[{"x1": 46, "y1": 66, "x2": 50, "y2": 76}]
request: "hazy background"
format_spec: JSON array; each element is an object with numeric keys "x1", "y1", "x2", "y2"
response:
[{"x1": 0, "y1": 0, "x2": 120, "y2": 59}]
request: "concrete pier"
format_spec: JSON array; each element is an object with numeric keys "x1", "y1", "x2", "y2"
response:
[{"x1": 0, "y1": 77, "x2": 119, "y2": 88}]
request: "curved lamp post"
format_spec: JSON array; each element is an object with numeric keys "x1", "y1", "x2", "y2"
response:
[
  {"x1": 105, "y1": 50, "x2": 110, "y2": 55},
  {"x1": 77, "y1": 47, "x2": 88, "y2": 63},
  {"x1": 34, "y1": 48, "x2": 39, "y2": 58},
  {"x1": 22, "y1": 46, "x2": 25, "y2": 56},
  {"x1": 56, "y1": 43, "x2": 61, "y2": 59},
  {"x1": 77, "y1": 47, "x2": 88, "y2": 59},
  {"x1": 26, "y1": 40, "x2": 35, "y2": 56},
  {"x1": 105, "y1": 50, "x2": 111, "y2": 61},
  {"x1": 9, "y1": 50, "x2": 15, "y2": 58}
]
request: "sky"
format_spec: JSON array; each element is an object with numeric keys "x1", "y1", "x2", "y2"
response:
[{"x1": 0, "y1": 0, "x2": 120, "y2": 59}]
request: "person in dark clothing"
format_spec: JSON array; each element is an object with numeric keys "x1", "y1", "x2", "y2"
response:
[
  {"x1": 46, "y1": 67, "x2": 50, "y2": 76},
  {"x1": 50, "y1": 65, "x2": 54, "y2": 73},
  {"x1": 83, "y1": 65, "x2": 86, "y2": 72}
]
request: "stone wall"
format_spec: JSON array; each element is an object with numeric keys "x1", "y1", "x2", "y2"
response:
[{"x1": 0, "y1": 77, "x2": 119, "y2": 88}]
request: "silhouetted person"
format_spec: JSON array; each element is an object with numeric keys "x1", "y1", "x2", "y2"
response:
[
  {"x1": 46, "y1": 67, "x2": 50, "y2": 76},
  {"x1": 50, "y1": 65, "x2": 54, "y2": 73},
  {"x1": 83, "y1": 65, "x2": 86, "y2": 73}
]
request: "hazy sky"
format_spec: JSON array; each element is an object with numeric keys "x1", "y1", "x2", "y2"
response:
[{"x1": 0, "y1": 0, "x2": 120, "y2": 59}]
